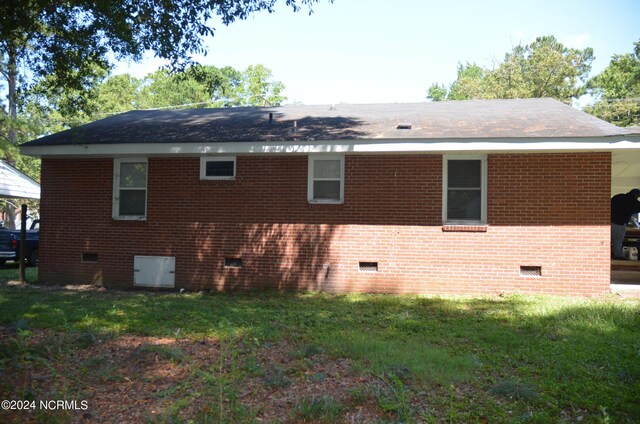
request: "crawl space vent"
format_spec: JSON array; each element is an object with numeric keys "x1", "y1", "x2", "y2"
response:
[
  {"x1": 520, "y1": 266, "x2": 542, "y2": 277},
  {"x1": 81, "y1": 253, "x2": 98, "y2": 263},
  {"x1": 224, "y1": 258, "x2": 243, "y2": 268},
  {"x1": 359, "y1": 262, "x2": 379, "y2": 272}
]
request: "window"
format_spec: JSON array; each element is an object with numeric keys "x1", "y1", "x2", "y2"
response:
[
  {"x1": 200, "y1": 157, "x2": 236, "y2": 180},
  {"x1": 113, "y1": 158, "x2": 147, "y2": 220},
  {"x1": 443, "y1": 155, "x2": 487, "y2": 224},
  {"x1": 308, "y1": 155, "x2": 344, "y2": 203}
]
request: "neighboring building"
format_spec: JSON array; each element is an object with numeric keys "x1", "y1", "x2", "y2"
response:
[
  {"x1": 0, "y1": 160, "x2": 41, "y2": 228},
  {"x1": 0, "y1": 160, "x2": 41, "y2": 200},
  {"x1": 20, "y1": 99, "x2": 640, "y2": 295}
]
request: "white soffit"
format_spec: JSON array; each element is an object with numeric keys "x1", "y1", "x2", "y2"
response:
[
  {"x1": 612, "y1": 150, "x2": 640, "y2": 193},
  {"x1": 0, "y1": 160, "x2": 41, "y2": 199}
]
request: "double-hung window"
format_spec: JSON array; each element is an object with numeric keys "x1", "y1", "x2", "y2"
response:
[
  {"x1": 443, "y1": 155, "x2": 487, "y2": 224},
  {"x1": 308, "y1": 155, "x2": 344, "y2": 203},
  {"x1": 113, "y1": 158, "x2": 147, "y2": 220}
]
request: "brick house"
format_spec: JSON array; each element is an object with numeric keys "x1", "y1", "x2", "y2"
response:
[{"x1": 20, "y1": 98, "x2": 640, "y2": 295}]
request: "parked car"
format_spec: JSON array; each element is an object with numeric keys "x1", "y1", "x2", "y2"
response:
[{"x1": 0, "y1": 219, "x2": 39, "y2": 266}]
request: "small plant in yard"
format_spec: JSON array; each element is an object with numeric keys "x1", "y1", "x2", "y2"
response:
[
  {"x1": 490, "y1": 380, "x2": 539, "y2": 401},
  {"x1": 140, "y1": 343, "x2": 189, "y2": 363},
  {"x1": 78, "y1": 355, "x2": 123, "y2": 383},
  {"x1": 293, "y1": 395, "x2": 344, "y2": 423},
  {"x1": 261, "y1": 364, "x2": 291, "y2": 388},
  {"x1": 241, "y1": 355, "x2": 264, "y2": 376},
  {"x1": 348, "y1": 385, "x2": 371, "y2": 405},
  {"x1": 293, "y1": 343, "x2": 324, "y2": 358},
  {"x1": 375, "y1": 372, "x2": 415, "y2": 422}
]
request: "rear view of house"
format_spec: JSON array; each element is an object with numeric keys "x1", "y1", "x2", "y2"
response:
[{"x1": 20, "y1": 98, "x2": 640, "y2": 295}]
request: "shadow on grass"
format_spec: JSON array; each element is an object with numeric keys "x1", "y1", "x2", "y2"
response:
[{"x1": 0, "y1": 285, "x2": 639, "y2": 421}]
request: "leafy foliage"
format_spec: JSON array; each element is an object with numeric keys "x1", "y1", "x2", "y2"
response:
[
  {"x1": 427, "y1": 35, "x2": 594, "y2": 103},
  {"x1": 585, "y1": 40, "x2": 640, "y2": 127},
  {"x1": 1, "y1": 0, "x2": 320, "y2": 224},
  {"x1": 0, "y1": 0, "x2": 323, "y2": 97},
  {"x1": 23, "y1": 64, "x2": 287, "y2": 129}
]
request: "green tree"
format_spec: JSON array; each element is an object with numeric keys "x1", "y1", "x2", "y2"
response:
[
  {"x1": 426, "y1": 83, "x2": 447, "y2": 102},
  {"x1": 1, "y1": 0, "x2": 327, "y2": 225},
  {"x1": 448, "y1": 63, "x2": 487, "y2": 100},
  {"x1": 1, "y1": 0, "x2": 327, "y2": 143},
  {"x1": 21, "y1": 64, "x2": 287, "y2": 129},
  {"x1": 136, "y1": 69, "x2": 211, "y2": 110},
  {"x1": 236, "y1": 64, "x2": 286, "y2": 106},
  {"x1": 188, "y1": 65, "x2": 243, "y2": 107},
  {"x1": 584, "y1": 40, "x2": 640, "y2": 127},
  {"x1": 427, "y1": 36, "x2": 594, "y2": 103}
]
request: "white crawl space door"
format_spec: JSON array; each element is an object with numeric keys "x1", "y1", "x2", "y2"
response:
[{"x1": 134, "y1": 256, "x2": 175, "y2": 288}]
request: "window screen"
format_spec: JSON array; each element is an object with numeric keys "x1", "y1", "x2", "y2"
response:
[
  {"x1": 205, "y1": 160, "x2": 234, "y2": 178},
  {"x1": 309, "y1": 156, "x2": 344, "y2": 203},
  {"x1": 200, "y1": 157, "x2": 236, "y2": 180},
  {"x1": 114, "y1": 159, "x2": 147, "y2": 219},
  {"x1": 446, "y1": 159, "x2": 482, "y2": 222}
]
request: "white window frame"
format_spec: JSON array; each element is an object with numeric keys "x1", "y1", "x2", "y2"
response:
[
  {"x1": 113, "y1": 158, "x2": 148, "y2": 220},
  {"x1": 442, "y1": 154, "x2": 487, "y2": 225},
  {"x1": 200, "y1": 156, "x2": 236, "y2": 180},
  {"x1": 307, "y1": 155, "x2": 345, "y2": 204}
]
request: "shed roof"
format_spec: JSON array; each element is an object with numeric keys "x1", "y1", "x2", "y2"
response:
[
  {"x1": 0, "y1": 160, "x2": 41, "y2": 199},
  {"x1": 21, "y1": 98, "x2": 630, "y2": 148}
]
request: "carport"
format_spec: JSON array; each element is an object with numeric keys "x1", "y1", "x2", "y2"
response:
[
  {"x1": 611, "y1": 147, "x2": 640, "y2": 289},
  {"x1": 0, "y1": 160, "x2": 40, "y2": 282},
  {"x1": 0, "y1": 160, "x2": 40, "y2": 200}
]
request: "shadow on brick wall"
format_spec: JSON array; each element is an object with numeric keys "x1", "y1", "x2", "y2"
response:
[{"x1": 186, "y1": 223, "x2": 337, "y2": 291}]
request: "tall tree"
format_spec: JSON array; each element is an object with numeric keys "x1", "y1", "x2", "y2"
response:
[
  {"x1": 585, "y1": 40, "x2": 640, "y2": 127},
  {"x1": 21, "y1": 64, "x2": 288, "y2": 131},
  {"x1": 427, "y1": 36, "x2": 594, "y2": 103},
  {"x1": 0, "y1": 0, "x2": 328, "y2": 145},
  {"x1": 236, "y1": 64, "x2": 286, "y2": 106},
  {"x1": 448, "y1": 63, "x2": 487, "y2": 100},
  {"x1": 1, "y1": 0, "x2": 326, "y2": 226}
]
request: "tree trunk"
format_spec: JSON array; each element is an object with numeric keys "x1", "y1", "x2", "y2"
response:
[
  {"x1": 7, "y1": 44, "x2": 18, "y2": 147},
  {"x1": 3, "y1": 45, "x2": 19, "y2": 229}
]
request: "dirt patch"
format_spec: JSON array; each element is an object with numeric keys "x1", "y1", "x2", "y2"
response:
[{"x1": 0, "y1": 327, "x2": 387, "y2": 423}]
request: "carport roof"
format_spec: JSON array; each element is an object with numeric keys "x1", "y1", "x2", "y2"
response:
[
  {"x1": 0, "y1": 160, "x2": 40, "y2": 199},
  {"x1": 21, "y1": 98, "x2": 631, "y2": 147}
]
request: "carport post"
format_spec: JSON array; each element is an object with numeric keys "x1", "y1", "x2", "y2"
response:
[{"x1": 19, "y1": 204, "x2": 26, "y2": 283}]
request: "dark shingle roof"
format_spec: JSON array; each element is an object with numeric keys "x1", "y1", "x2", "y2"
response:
[{"x1": 22, "y1": 98, "x2": 628, "y2": 147}]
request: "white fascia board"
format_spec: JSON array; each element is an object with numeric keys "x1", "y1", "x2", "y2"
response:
[{"x1": 20, "y1": 136, "x2": 640, "y2": 158}]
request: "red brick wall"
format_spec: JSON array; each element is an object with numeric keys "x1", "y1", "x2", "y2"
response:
[{"x1": 38, "y1": 152, "x2": 611, "y2": 295}]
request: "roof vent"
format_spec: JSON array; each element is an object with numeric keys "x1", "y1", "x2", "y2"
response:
[
  {"x1": 268, "y1": 112, "x2": 274, "y2": 123},
  {"x1": 397, "y1": 122, "x2": 412, "y2": 130}
]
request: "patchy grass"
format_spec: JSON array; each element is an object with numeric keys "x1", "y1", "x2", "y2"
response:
[
  {"x1": 0, "y1": 262, "x2": 38, "y2": 284},
  {"x1": 0, "y1": 278, "x2": 639, "y2": 423}
]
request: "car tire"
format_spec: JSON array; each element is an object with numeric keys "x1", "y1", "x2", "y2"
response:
[{"x1": 28, "y1": 250, "x2": 39, "y2": 267}]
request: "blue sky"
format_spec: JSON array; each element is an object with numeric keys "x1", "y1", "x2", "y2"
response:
[{"x1": 114, "y1": 0, "x2": 640, "y2": 106}]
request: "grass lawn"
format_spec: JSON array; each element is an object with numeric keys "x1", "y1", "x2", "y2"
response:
[{"x1": 0, "y1": 265, "x2": 639, "y2": 423}]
